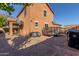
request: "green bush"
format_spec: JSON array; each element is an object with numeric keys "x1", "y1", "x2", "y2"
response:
[{"x1": 0, "y1": 15, "x2": 7, "y2": 27}]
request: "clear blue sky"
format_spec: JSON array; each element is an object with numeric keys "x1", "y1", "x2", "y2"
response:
[
  {"x1": 0, "y1": 3, "x2": 79, "y2": 25},
  {"x1": 50, "y1": 3, "x2": 79, "y2": 25}
]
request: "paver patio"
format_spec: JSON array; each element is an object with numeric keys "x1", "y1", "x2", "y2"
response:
[
  {"x1": 1, "y1": 34, "x2": 79, "y2": 56},
  {"x1": 10, "y1": 34, "x2": 79, "y2": 56}
]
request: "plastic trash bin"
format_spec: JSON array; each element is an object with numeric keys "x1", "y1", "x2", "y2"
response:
[{"x1": 68, "y1": 30, "x2": 79, "y2": 49}]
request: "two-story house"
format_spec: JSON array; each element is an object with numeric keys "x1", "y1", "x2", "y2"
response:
[{"x1": 17, "y1": 3, "x2": 54, "y2": 36}]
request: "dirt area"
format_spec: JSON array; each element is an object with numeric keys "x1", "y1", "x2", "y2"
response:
[{"x1": 20, "y1": 36, "x2": 52, "y2": 49}]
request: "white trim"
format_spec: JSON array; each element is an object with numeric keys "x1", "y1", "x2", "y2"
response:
[
  {"x1": 44, "y1": 9, "x2": 47, "y2": 12},
  {"x1": 44, "y1": 22, "x2": 49, "y2": 28},
  {"x1": 45, "y1": 22, "x2": 48, "y2": 24}
]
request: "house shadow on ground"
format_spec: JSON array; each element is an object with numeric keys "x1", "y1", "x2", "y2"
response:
[
  {"x1": 0, "y1": 32, "x2": 13, "y2": 56},
  {"x1": 0, "y1": 33, "x2": 79, "y2": 56},
  {"x1": 11, "y1": 36, "x2": 57, "y2": 56},
  {"x1": 0, "y1": 32, "x2": 29, "y2": 56},
  {"x1": 11, "y1": 35, "x2": 79, "y2": 56}
]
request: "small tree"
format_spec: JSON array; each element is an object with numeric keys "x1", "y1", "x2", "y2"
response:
[
  {"x1": 0, "y1": 15, "x2": 7, "y2": 27},
  {"x1": 0, "y1": 3, "x2": 15, "y2": 15},
  {"x1": 0, "y1": 3, "x2": 31, "y2": 27}
]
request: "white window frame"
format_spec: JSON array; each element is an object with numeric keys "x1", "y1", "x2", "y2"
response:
[
  {"x1": 45, "y1": 22, "x2": 48, "y2": 25},
  {"x1": 34, "y1": 21, "x2": 39, "y2": 28},
  {"x1": 45, "y1": 22, "x2": 49, "y2": 28}
]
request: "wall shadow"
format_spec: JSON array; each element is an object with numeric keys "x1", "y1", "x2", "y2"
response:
[
  {"x1": 0, "y1": 32, "x2": 13, "y2": 56},
  {"x1": 0, "y1": 32, "x2": 29, "y2": 56}
]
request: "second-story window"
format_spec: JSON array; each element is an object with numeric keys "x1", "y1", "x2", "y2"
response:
[
  {"x1": 44, "y1": 10, "x2": 47, "y2": 17},
  {"x1": 24, "y1": 7, "x2": 26, "y2": 16}
]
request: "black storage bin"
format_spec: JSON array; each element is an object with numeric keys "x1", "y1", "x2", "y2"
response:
[{"x1": 68, "y1": 30, "x2": 79, "y2": 49}]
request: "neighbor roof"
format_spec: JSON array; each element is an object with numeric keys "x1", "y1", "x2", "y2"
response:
[
  {"x1": 52, "y1": 21, "x2": 61, "y2": 26},
  {"x1": 17, "y1": 3, "x2": 54, "y2": 17}
]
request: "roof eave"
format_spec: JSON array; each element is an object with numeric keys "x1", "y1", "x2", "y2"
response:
[
  {"x1": 17, "y1": 5, "x2": 26, "y2": 18},
  {"x1": 46, "y1": 3, "x2": 54, "y2": 15},
  {"x1": 17, "y1": 3, "x2": 54, "y2": 18}
]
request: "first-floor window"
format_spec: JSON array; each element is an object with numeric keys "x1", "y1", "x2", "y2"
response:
[
  {"x1": 35, "y1": 21, "x2": 39, "y2": 28},
  {"x1": 45, "y1": 23, "x2": 48, "y2": 29}
]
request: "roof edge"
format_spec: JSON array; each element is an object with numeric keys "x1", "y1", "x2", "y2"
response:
[
  {"x1": 46, "y1": 3, "x2": 54, "y2": 15},
  {"x1": 17, "y1": 6, "x2": 25, "y2": 18},
  {"x1": 17, "y1": 3, "x2": 54, "y2": 18}
]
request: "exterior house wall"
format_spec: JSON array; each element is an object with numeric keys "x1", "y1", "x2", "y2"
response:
[
  {"x1": 18, "y1": 3, "x2": 54, "y2": 36},
  {"x1": 18, "y1": 7, "x2": 30, "y2": 36}
]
